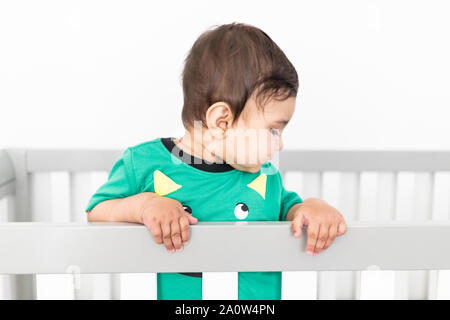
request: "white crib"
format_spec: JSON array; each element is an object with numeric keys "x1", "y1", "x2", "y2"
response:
[{"x1": 0, "y1": 148, "x2": 449, "y2": 300}]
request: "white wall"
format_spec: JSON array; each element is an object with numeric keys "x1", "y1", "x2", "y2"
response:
[
  {"x1": 1, "y1": 0, "x2": 449, "y2": 150},
  {"x1": 1, "y1": 1, "x2": 450, "y2": 300}
]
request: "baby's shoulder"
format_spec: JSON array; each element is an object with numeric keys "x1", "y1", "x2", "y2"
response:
[
  {"x1": 125, "y1": 137, "x2": 169, "y2": 166},
  {"x1": 129, "y1": 137, "x2": 162, "y2": 151}
]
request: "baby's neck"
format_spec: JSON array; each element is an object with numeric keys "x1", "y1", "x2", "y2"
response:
[{"x1": 173, "y1": 131, "x2": 223, "y2": 164}]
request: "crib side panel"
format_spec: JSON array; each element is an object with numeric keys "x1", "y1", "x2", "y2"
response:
[
  {"x1": 5, "y1": 149, "x2": 36, "y2": 300},
  {"x1": 0, "y1": 195, "x2": 14, "y2": 299},
  {"x1": 278, "y1": 150, "x2": 450, "y2": 300}
]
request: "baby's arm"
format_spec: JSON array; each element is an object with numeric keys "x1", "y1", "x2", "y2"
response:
[
  {"x1": 87, "y1": 192, "x2": 155, "y2": 223},
  {"x1": 284, "y1": 202, "x2": 303, "y2": 222}
]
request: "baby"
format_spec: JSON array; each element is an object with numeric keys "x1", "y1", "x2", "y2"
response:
[{"x1": 85, "y1": 22, "x2": 347, "y2": 300}]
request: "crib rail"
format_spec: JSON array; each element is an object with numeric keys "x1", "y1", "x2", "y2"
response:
[
  {"x1": 280, "y1": 150, "x2": 450, "y2": 171},
  {"x1": 1, "y1": 221, "x2": 450, "y2": 275},
  {"x1": 1, "y1": 148, "x2": 450, "y2": 300},
  {"x1": 14, "y1": 149, "x2": 450, "y2": 172}
]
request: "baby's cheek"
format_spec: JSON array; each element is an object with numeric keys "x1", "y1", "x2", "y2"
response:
[
  {"x1": 246, "y1": 144, "x2": 259, "y2": 164},
  {"x1": 266, "y1": 139, "x2": 276, "y2": 160},
  {"x1": 250, "y1": 143, "x2": 265, "y2": 164}
]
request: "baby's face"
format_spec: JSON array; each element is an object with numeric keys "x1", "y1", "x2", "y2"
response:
[{"x1": 221, "y1": 95, "x2": 296, "y2": 173}]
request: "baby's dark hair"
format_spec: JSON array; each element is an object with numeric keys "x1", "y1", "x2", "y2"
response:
[{"x1": 181, "y1": 22, "x2": 299, "y2": 130}]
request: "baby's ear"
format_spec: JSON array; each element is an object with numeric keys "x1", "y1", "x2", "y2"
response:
[
  {"x1": 247, "y1": 173, "x2": 267, "y2": 200},
  {"x1": 153, "y1": 170, "x2": 182, "y2": 196},
  {"x1": 205, "y1": 102, "x2": 233, "y2": 135}
]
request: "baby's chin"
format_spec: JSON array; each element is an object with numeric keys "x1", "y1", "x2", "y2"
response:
[{"x1": 230, "y1": 163, "x2": 262, "y2": 173}]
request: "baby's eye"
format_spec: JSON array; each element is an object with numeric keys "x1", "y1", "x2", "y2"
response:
[
  {"x1": 234, "y1": 202, "x2": 249, "y2": 220},
  {"x1": 270, "y1": 128, "x2": 280, "y2": 136}
]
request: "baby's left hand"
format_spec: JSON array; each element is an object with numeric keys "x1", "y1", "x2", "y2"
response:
[{"x1": 291, "y1": 198, "x2": 347, "y2": 256}]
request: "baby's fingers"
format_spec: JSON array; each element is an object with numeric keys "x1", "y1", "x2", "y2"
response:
[
  {"x1": 186, "y1": 213, "x2": 198, "y2": 225},
  {"x1": 148, "y1": 221, "x2": 163, "y2": 245},
  {"x1": 170, "y1": 220, "x2": 183, "y2": 252},
  {"x1": 314, "y1": 224, "x2": 330, "y2": 254},
  {"x1": 161, "y1": 222, "x2": 175, "y2": 253},
  {"x1": 306, "y1": 222, "x2": 319, "y2": 256},
  {"x1": 338, "y1": 221, "x2": 347, "y2": 235},
  {"x1": 292, "y1": 213, "x2": 305, "y2": 238},
  {"x1": 179, "y1": 215, "x2": 191, "y2": 244},
  {"x1": 322, "y1": 226, "x2": 338, "y2": 252}
]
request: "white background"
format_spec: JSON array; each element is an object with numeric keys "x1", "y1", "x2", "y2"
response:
[
  {"x1": 1, "y1": 0, "x2": 449, "y2": 150},
  {"x1": 1, "y1": 0, "x2": 450, "y2": 300}
]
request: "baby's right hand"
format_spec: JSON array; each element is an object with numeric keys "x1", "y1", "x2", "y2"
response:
[{"x1": 138, "y1": 193, "x2": 198, "y2": 253}]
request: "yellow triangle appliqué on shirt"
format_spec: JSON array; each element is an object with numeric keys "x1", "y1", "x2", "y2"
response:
[
  {"x1": 247, "y1": 173, "x2": 267, "y2": 199},
  {"x1": 154, "y1": 170, "x2": 182, "y2": 196}
]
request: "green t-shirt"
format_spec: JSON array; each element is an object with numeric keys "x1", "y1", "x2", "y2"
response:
[{"x1": 86, "y1": 137, "x2": 303, "y2": 299}]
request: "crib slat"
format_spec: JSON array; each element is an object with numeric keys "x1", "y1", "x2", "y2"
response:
[
  {"x1": 358, "y1": 172, "x2": 379, "y2": 221},
  {"x1": 410, "y1": 172, "x2": 435, "y2": 300},
  {"x1": 336, "y1": 172, "x2": 361, "y2": 299},
  {"x1": 70, "y1": 172, "x2": 121, "y2": 300},
  {"x1": 413, "y1": 173, "x2": 434, "y2": 221},
  {"x1": 409, "y1": 270, "x2": 430, "y2": 300},
  {"x1": 281, "y1": 171, "x2": 314, "y2": 300},
  {"x1": 0, "y1": 196, "x2": 13, "y2": 299},
  {"x1": 0, "y1": 194, "x2": 15, "y2": 222},
  {"x1": 7, "y1": 150, "x2": 37, "y2": 300},
  {"x1": 281, "y1": 271, "x2": 317, "y2": 300},
  {"x1": 120, "y1": 273, "x2": 156, "y2": 300},
  {"x1": 317, "y1": 172, "x2": 339, "y2": 300},
  {"x1": 30, "y1": 172, "x2": 64, "y2": 299},
  {"x1": 5, "y1": 195, "x2": 15, "y2": 300},
  {"x1": 302, "y1": 172, "x2": 328, "y2": 300},
  {"x1": 393, "y1": 172, "x2": 414, "y2": 300},
  {"x1": 287, "y1": 172, "x2": 324, "y2": 300},
  {"x1": 203, "y1": 272, "x2": 237, "y2": 300},
  {"x1": 79, "y1": 274, "x2": 119, "y2": 300},
  {"x1": 376, "y1": 171, "x2": 397, "y2": 302},
  {"x1": 73, "y1": 274, "x2": 93, "y2": 300},
  {"x1": 393, "y1": 172, "x2": 435, "y2": 299},
  {"x1": 392, "y1": 172, "x2": 436, "y2": 299},
  {"x1": 110, "y1": 274, "x2": 121, "y2": 300},
  {"x1": 281, "y1": 172, "x2": 317, "y2": 300},
  {"x1": 33, "y1": 172, "x2": 74, "y2": 298},
  {"x1": 360, "y1": 172, "x2": 397, "y2": 299},
  {"x1": 70, "y1": 172, "x2": 94, "y2": 299},
  {"x1": 317, "y1": 271, "x2": 337, "y2": 300},
  {"x1": 0, "y1": 197, "x2": 8, "y2": 220},
  {"x1": 336, "y1": 271, "x2": 360, "y2": 299},
  {"x1": 281, "y1": 172, "x2": 322, "y2": 300},
  {"x1": 69, "y1": 172, "x2": 91, "y2": 223},
  {"x1": 50, "y1": 172, "x2": 71, "y2": 222},
  {"x1": 0, "y1": 275, "x2": 13, "y2": 300},
  {"x1": 339, "y1": 172, "x2": 360, "y2": 221},
  {"x1": 92, "y1": 172, "x2": 125, "y2": 300},
  {"x1": 30, "y1": 173, "x2": 53, "y2": 222},
  {"x1": 360, "y1": 269, "x2": 395, "y2": 299},
  {"x1": 432, "y1": 172, "x2": 450, "y2": 220},
  {"x1": 433, "y1": 172, "x2": 450, "y2": 299},
  {"x1": 377, "y1": 172, "x2": 397, "y2": 221},
  {"x1": 317, "y1": 172, "x2": 361, "y2": 299}
]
